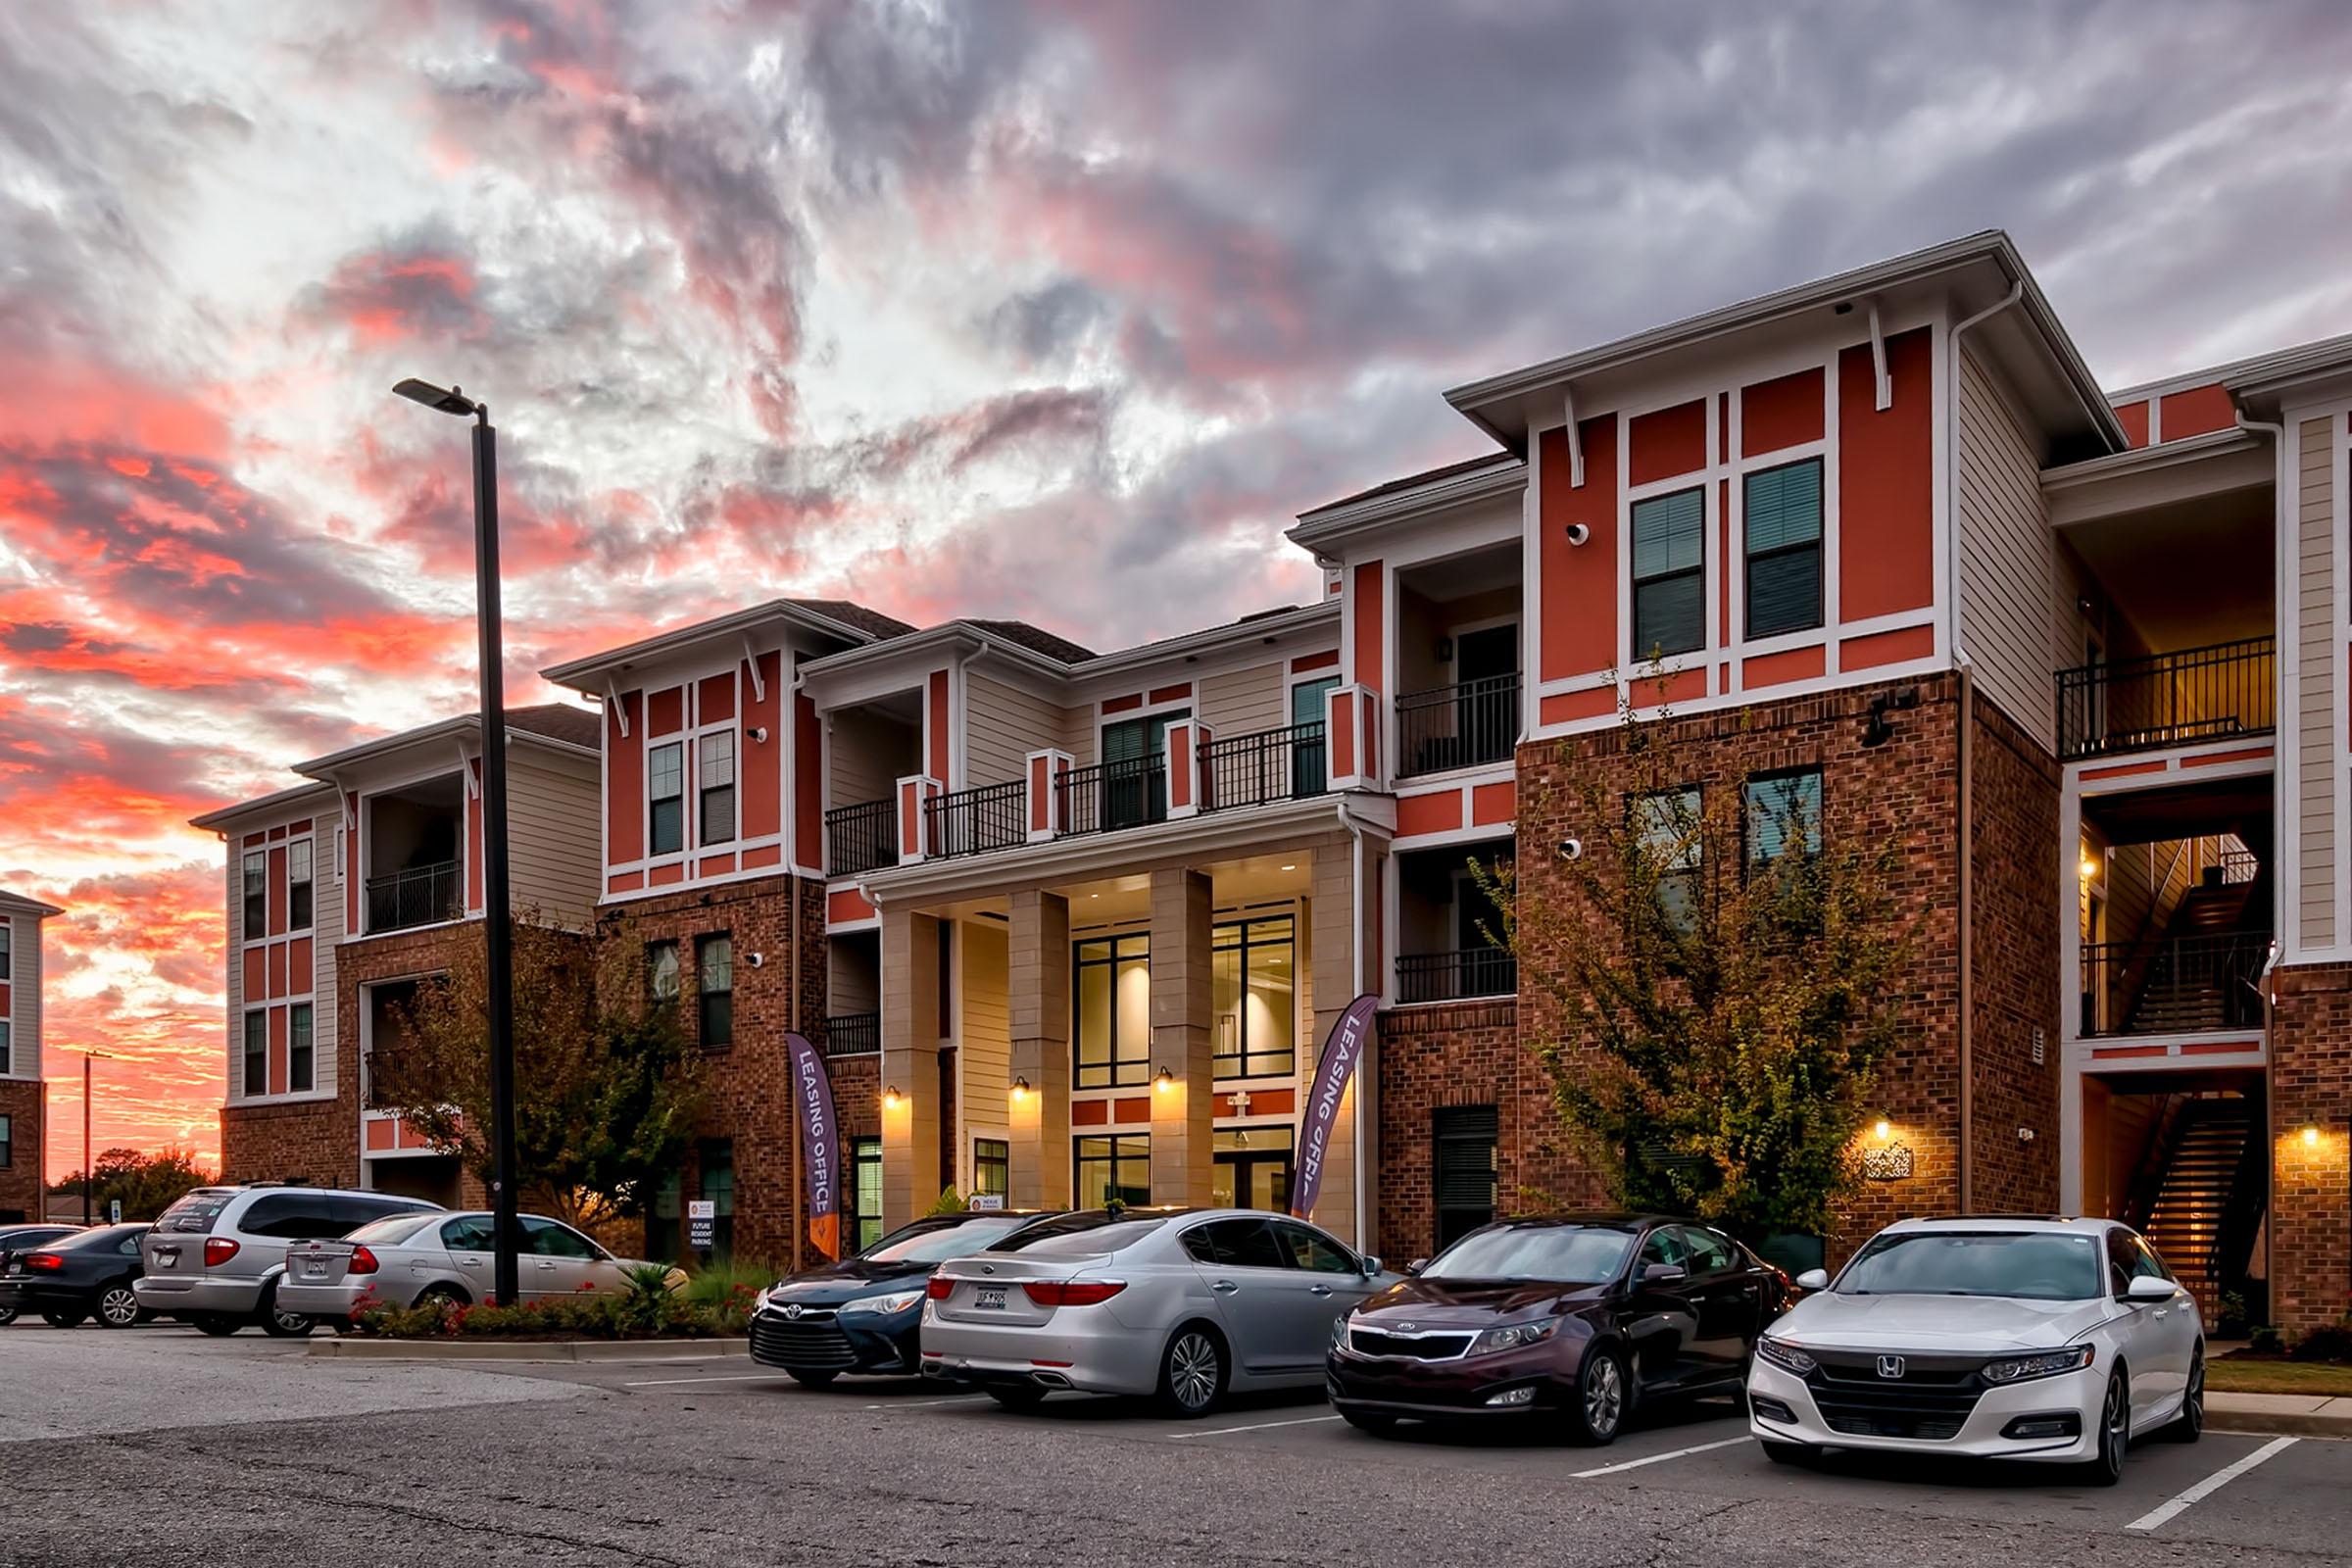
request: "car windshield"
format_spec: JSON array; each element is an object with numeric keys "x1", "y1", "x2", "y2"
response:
[
  {"x1": 995, "y1": 1217, "x2": 1167, "y2": 1258},
  {"x1": 343, "y1": 1213, "x2": 442, "y2": 1248},
  {"x1": 1422, "y1": 1224, "x2": 1638, "y2": 1284},
  {"x1": 861, "y1": 1217, "x2": 1031, "y2": 1264},
  {"x1": 1836, "y1": 1232, "x2": 2101, "y2": 1300},
  {"x1": 45, "y1": 1225, "x2": 145, "y2": 1251}
]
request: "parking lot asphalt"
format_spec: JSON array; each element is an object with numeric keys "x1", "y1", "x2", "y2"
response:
[{"x1": 4, "y1": 1322, "x2": 2347, "y2": 1567}]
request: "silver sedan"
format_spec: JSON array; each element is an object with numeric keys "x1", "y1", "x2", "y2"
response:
[
  {"x1": 273, "y1": 1210, "x2": 651, "y2": 1321},
  {"x1": 920, "y1": 1208, "x2": 1396, "y2": 1417}
]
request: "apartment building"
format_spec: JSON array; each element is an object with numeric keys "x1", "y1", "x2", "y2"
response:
[
  {"x1": 0, "y1": 889, "x2": 64, "y2": 1222},
  {"x1": 192, "y1": 705, "x2": 601, "y2": 1205}
]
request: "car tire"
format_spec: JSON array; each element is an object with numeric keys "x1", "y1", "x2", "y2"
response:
[
  {"x1": 1562, "y1": 1345, "x2": 1631, "y2": 1446},
  {"x1": 0, "y1": 1304, "x2": 18, "y2": 1327},
  {"x1": 41, "y1": 1309, "x2": 88, "y2": 1329},
  {"x1": 1761, "y1": 1441, "x2": 1816, "y2": 1466},
  {"x1": 986, "y1": 1385, "x2": 1050, "y2": 1411},
  {"x1": 787, "y1": 1369, "x2": 840, "y2": 1390},
  {"x1": 1338, "y1": 1407, "x2": 1397, "y2": 1437},
  {"x1": 1156, "y1": 1324, "x2": 1228, "y2": 1419},
  {"x1": 2169, "y1": 1349, "x2": 2205, "y2": 1444},
  {"x1": 2082, "y1": 1369, "x2": 2129, "y2": 1486},
  {"x1": 97, "y1": 1285, "x2": 142, "y2": 1329},
  {"x1": 258, "y1": 1288, "x2": 317, "y2": 1339},
  {"x1": 190, "y1": 1313, "x2": 243, "y2": 1337}
]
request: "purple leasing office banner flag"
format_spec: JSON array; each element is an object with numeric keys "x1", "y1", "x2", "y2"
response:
[
  {"x1": 783, "y1": 1032, "x2": 842, "y2": 1258},
  {"x1": 1290, "y1": 994, "x2": 1378, "y2": 1222}
]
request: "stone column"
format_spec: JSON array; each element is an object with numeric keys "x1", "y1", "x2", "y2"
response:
[
  {"x1": 1149, "y1": 867, "x2": 1214, "y2": 1206},
  {"x1": 1007, "y1": 889, "x2": 1072, "y2": 1210},
  {"x1": 880, "y1": 907, "x2": 943, "y2": 1229},
  {"x1": 1306, "y1": 834, "x2": 1379, "y2": 1250}
]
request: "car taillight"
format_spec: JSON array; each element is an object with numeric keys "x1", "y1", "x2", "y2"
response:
[
  {"x1": 1021, "y1": 1280, "x2": 1126, "y2": 1308},
  {"x1": 925, "y1": 1276, "x2": 954, "y2": 1300},
  {"x1": 204, "y1": 1237, "x2": 240, "y2": 1267},
  {"x1": 24, "y1": 1252, "x2": 62, "y2": 1272},
  {"x1": 348, "y1": 1246, "x2": 379, "y2": 1275}
]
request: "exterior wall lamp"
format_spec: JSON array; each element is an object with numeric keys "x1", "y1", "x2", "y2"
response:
[
  {"x1": 882, "y1": 1085, "x2": 904, "y2": 1109},
  {"x1": 1010, "y1": 1077, "x2": 1030, "y2": 1101},
  {"x1": 1153, "y1": 1066, "x2": 1176, "y2": 1094}
]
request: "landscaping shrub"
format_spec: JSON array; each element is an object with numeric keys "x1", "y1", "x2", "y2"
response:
[
  {"x1": 348, "y1": 1264, "x2": 741, "y2": 1341},
  {"x1": 2287, "y1": 1316, "x2": 2352, "y2": 1364},
  {"x1": 2247, "y1": 1325, "x2": 2286, "y2": 1356}
]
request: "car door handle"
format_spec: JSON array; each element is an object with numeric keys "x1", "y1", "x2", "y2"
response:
[
  {"x1": 537, "y1": 1261, "x2": 558, "y2": 1271},
  {"x1": 1210, "y1": 1280, "x2": 1240, "y2": 1295},
  {"x1": 1308, "y1": 1284, "x2": 1334, "y2": 1297}
]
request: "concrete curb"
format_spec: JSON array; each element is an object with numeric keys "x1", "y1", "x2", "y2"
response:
[
  {"x1": 2209, "y1": 1391, "x2": 2352, "y2": 1439},
  {"x1": 309, "y1": 1336, "x2": 749, "y2": 1364}
]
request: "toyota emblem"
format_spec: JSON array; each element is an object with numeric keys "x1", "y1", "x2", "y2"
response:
[
  {"x1": 782, "y1": 1302, "x2": 805, "y2": 1321},
  {"x1": 1876, "y1": 1354, "x2": 1905, "y2": 1379}
]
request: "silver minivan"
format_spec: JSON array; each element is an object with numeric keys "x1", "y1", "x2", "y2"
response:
[{"x1": 135, "y1": 1185, "x2": 442, "y2": 1336}]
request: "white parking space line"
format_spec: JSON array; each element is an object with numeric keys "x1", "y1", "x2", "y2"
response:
[
  {"x1": 622, "y1": 1373, "x2": 786, "y2": 1389},
  {"x1": 1171, "y1": 1413, "x2": 1344, "y2": 1440},
  {"x1": 2125, "y1": 1437, "x2": 2300, "y2": 1533},
  {"x1": 862, "y1": 1395, "x2": 988, "y2": 1409},
  {"x1": 1571, "y1": 1435, "x2": 1752, "y2": 1478}
]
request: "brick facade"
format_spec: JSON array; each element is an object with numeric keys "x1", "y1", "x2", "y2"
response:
[
  {"x1": 0, "y1": 1078, "x2": 42, "y2": 1222},
  {"x1": 2269, "y1": 962, "x2": 2352, "y2": 1334}
]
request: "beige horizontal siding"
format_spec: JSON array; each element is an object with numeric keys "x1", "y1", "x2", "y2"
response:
[
  {"x1": 830, "y1": 707, "x2": 916, "y2": 807},
  {"x1": 509, "y1": 757, "x2": 602, "y2": 928},
  {"x1": 1956, "y1": 347, "x2": 2057, "y2": 749},
  {"x1": 4, "y1": 912, "x2": 35, "y2": 1080},
  {"x1": 958, "y1": 922, "x2": 1010, "y2": 1181},
  {"x1": 309, "y1": 814, "x2": 340, "y2": 1099},
  {"x1": 2298, "y1": 416, "x2": 2336, "y2": 949},
  {"x1": 965, "y1": 672, "x2": 1076, "y2": 787},
  {"x1": 1199, "y1": 660, "x2": 1285, "y2": 740}
]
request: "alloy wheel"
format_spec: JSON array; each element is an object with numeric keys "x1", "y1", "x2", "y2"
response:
[
  {"x1": 99, "y1": 1287, "x2": 141, "y2": 1328},
  {"x1": 1585, "y1": 1352, "x2": 1626, "y2": 1439},
  {"x1": 1167, "y1": 1331, "x2": 1221, "y2": 1415},
  {"x1": 2088, "y1": 1372, "x2": 2130, "y2": 1485},
  {"x1": 2179, "y1": 1352, "x2": 2205, "y2": 1441}
]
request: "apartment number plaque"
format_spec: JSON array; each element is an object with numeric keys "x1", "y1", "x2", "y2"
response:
[{"x1": 1863, "y1": 1144, "x2": 1914, "y2": 1182}]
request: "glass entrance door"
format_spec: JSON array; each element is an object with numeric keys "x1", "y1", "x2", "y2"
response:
[{"x1": 1211, "y1": 1127, "x2": 1295, "y2": 1211}]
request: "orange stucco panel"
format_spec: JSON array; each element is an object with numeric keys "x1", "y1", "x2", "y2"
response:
[
  {"x1": 1539, "y1": 687, "x2": 1617, "y2": 725},
  {"x1": 1469, "y1": 780, "x2": 1515, "y2": 826},
  {"x1": 1351, "y1": 562, "x2": 1384, "y2": 692},
  {"x1": 1396, "y1": 790, "x2": 1464, "y2": 839},
  {"x1": 2114, "y1": 400, "x2": 2150, "y2": 448},
  {"x1": 1629, "y1": 400, "x2": 1707, "y2": 485},
  {"x1": 2158, "y1": 383, "x2": 2234, "y2": 441},
  {"x1": 1837, "y1": 326, "x2": 1935, "y2": 621},
  {"x1": 1742, "y1": 644, "x2": 1827, "y2": 690},
  {"x1": 1538, "y1": 417, "x2": 1620, "y2": 682},
  {"x1": 1741, "y1": 366, "x2": 1826, "y2": 457},
  {"x1": 1839, "y1": 624, "x2": 1936, "y2": 669}
]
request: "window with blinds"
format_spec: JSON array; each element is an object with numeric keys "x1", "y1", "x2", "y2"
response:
[
  {"x1": 1744, "y1": 768, "x2": 1824, "y2": 867},
  {"x1": 1631, "y1": 486, "x2": 1706, "y2": 658},
  {"x1": 1433, "y1": 1104, "x2": 1499, "y2": 1250},
  {"x1": 1742, "y1": 458, "x2": 1824, "y2": 639}
]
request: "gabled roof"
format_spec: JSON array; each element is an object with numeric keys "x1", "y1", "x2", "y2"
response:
[
  {"x1": 186, "y1": 778, "x2": 340, "y2": 834},
  {"x1": 0, "y1": 888, "x2": 65, "y2": 919},
  {"x1": 1310, "y1": 452, "x2": 1521, "y2": 514},
  {"x1": 963, "y1": 619, "x2": 1096, "y2": 663},
  {"x1": 539, "y1": 596, "x2": 913, "y2": 689},
  {"x1": 294, "y1": 705, "x2": 600, "y2": 776},
  {"x1": 502, "y1": 703, "x2": 603, "y2": 751}
]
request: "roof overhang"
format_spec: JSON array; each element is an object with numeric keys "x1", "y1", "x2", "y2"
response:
[
  {"x1": 0, "y1": 890, "x2": 67, "y2": 919},
  {"x1": 540, "y1": 600, "x2": 885, "y2": 692},
  {"x1": 188, "y1": 780, "x2": 341, "y2": 834},
  {"x1": 1287, "y1": 457, "x2": 1525, "y2": 558},
  {"x1": 1443, "y1": 229, "x2": 2126, "y2": 462},
  {"x1": 2041, "y1": 427, "x2": 2272, "y2": 529},
  {"x1": 2226, "y1": 332, "x2": 2352, "y2": 418}
]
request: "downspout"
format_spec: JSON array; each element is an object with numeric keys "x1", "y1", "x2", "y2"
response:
[
  {"x1": 2236, "y1": 407, "x2": 2285, "y2": 1289},
  {"x1": 1945, "y1": 279, "x2": 2023, "y2": 1213}
]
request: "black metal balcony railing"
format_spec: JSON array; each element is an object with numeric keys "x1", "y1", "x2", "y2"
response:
[
  {"x1": 1058, "y1": 755, "x2": 1168, "y2": 837},
  {"x1": 1396, "y1": 948, "x2": 1518, "y2": 1005},
  {"x1": 366, "y1": 860, "x2": 462, "y2": 934},
  {"x1": 1201, "y1": 721, "x2": 1327, "y2": 811},
  {"x1": 2055, "y1": 636, "x2": 2276, "y2": 762},
  {"x1": 1396, "y1": 671, "x2": 1521, "y2": 780},
  {"x1": 925, "y1": 779, "x2": 1027, "y2": 859},
  {"x1": 2081, "y1": 931, "x2": 2271, "y2": 1038},
  {"x1": 826, "y1": 798, "x2": 897, "y2": 877},
  {"x1": 823, "y1": 1012, "x2": 880, "y2": 1057}
]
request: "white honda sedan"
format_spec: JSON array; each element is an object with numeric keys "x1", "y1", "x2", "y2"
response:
[{"x1": 1747, "y1": 1216, "x2": 2203, "y2": 1485}]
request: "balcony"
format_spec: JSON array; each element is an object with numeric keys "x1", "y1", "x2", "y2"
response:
[
  {"x1": 1202, "y1": 721, "x2": 1326, "y2": 811},
  {"x1": 827, "y1": 798, "x2": 897, "y2": 878},
  {"x1": 2082, "y1": 931, "x2": 2270, "y2": 1037},
  {"x1": 1396, "y1": 948, "x2": 1517, "y2": 1004},
  {"x1": 925, "y1": 779, "x2": 1028, "y2": 859},
  {"x1": 823, "y1": 1012, "x2": 879, "y2": 1057},
  {"x1": 2056, "y1": 637, "x2": 2276, "y2": 762},
  {"x1": 366, "y1": 860, "x2": 461, "y2": 934},
  {"x1": 1396, "y1": 672, "x2": 1520, "y2": 779},
  {"x1": 1058, "y1": 755, "x2": 1169, "y2": 838}
]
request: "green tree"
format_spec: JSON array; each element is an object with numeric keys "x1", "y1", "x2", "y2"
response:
[
  {"x1": 369, "y1": 911, "x2": 705, "y2": 1230},
  {"x1": 49, "y1": 1147, "x2": 216, "y2": 1219},
  {"x1": 1486, "y1": 683, "x2": 1920, "y2": 1241}
]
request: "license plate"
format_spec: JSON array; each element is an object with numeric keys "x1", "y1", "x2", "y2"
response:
[
  {"x1": 300, "y1": 1260, "x2": 327, "y2": 1278},
  {"x1": 154, "y1": 1249, "x2": 178, "y2": 1266},
  {"x1": 974, "y1": 1288, "x2": 1006, "y2": 1310}
]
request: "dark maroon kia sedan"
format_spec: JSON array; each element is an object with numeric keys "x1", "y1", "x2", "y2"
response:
[{"x1": 1325, "y1": 1214, "x2": 1791, "y2": 1445}]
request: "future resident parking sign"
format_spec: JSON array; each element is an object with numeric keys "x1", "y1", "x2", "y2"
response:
[{"x1": 1290, "y1": 994, "x2": 1378, "y2": 1223}]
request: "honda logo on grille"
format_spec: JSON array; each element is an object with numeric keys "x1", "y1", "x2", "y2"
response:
[{"x1": 1876, "y1": 1354, "x2": 1905, "y2": 1379}]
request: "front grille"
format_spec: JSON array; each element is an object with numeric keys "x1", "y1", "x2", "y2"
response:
[
  {"x1": 1349, "y1": 1327, "x2": 1473, "y2": 1360},
  {"x1": 1805, "y1": 1358, "x2": 1984, "y2": 1441},
  {"x1": 750, "y1": 1313, "x2": 858, "y2": 1371}
]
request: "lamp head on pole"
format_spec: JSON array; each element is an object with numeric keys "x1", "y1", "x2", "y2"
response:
[{"x1": 392, "y1": 377, "x2": 483, "y2": 419}]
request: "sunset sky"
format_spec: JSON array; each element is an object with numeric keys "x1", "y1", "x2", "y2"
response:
[{"x1": 4, "y1": 2, "x2": 2350, "y2": 1182}]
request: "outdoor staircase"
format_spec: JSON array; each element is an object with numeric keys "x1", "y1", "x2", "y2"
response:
[
  {"x1": 2139, "y1": 1100, "x2": 2259, "y2": 1318},
  {"x1": 2122, "y1": 879, "x2": 2264, "y2": 1034}
]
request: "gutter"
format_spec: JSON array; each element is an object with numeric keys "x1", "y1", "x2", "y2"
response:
[{"x1": 2234, "y1": 405, "x2": 2287, "y2": 1300}]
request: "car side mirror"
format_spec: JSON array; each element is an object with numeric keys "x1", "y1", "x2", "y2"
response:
[
  {"x1": 1405, "y1": 1258, "x2": 1428, "y2": 1276},
  {"x1": 1642, "y1": 1263, "x2": 1688, "y2": 1285},
  {"x1": 1360, "y1": 1254, "x2": 1384, "y2": 1277},
  {"x1": 2125, "y1": 1275, "x2": 2175, "y2": 1302},
  {"x1": 1794, "y1": 1268, "x2": 1831, "y2": 1292}
]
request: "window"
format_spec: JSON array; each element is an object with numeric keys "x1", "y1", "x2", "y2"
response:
[
  {"x1": 236, "y1": 1193, "x2": 342, "y2": 1240},
  {"x1": 0, "y1": 1019, "x2": 10, "y2": 1077},
  {"x1": 973, "y1": 1138, "x2": 1008, "y2": 1201},
  {"x1": 645, "y1": 1172, "x2": 681, "y2": 1265},
  {"x1": 1196, "y1": 1215, "x2": 1287, "y2": 1269},
  {"x1": 698, "y1": 731, "x2": 736, "y2": 846},
  {"x1": 442, "y1": 1215, "x2": 494, "y2": 1252},
  {"x1": 1639, "y1": 1227, "x2": 1691, "y2": 1273},
  {"x1": 648, "y1": 742, "x2": 684, "y2": 856},
  {"x1": 1676, "y1": 1225, "x2": 1739, "y2": 1274},
  {"x1": 1631, "y1": 485, "x2": 1705, "y2": 657},
  {"x1": 700, "y1": 1139, "x2": 735, "y2": 1259},
  {"x1": 242, "y1": 851, "x2": 267, "y2": 938},
  {"x1": 1073, "y1": 933, "x2": 1151, "y2": 1089},
  {"x1": 0, "y1": 1113, "x2": 11, "y2": 1169},
  {"x1": 1742, "y1": 458, "x2": 1824, "y2": 639},
  {"x1": 1273, "y1": 1219, "x2": 1358, "y2": 1275},
  {"x1": 523, "y1": 1217, "x2": 602, "y2": 1258},
  {"x1": 1073, "y1": 1133, "x2": 1151, "y2": 1207},
  {"x1": 1743, "y1": 768, "x2": 1823, "y2": 868},
  {"x1": 1100, "y1": 710, "x2": 1186, "y2": 828},
  {"x1": 1433, "y1": 1104, "x2": 1498, "y2": 1250},
  {"x1": 647, "y1": 941, "x2": 680, "y2": 1008},
  {"x1": 1, "y1": 919, "x2": 11, "y2": 968},
  {"x1": 1212, "y1": 915, "x2": 1297, "y2": 1079},
  {"x1": 243, "y1": 1011, "x2": 268, "y2": 1098},
  {"x1": 1634, "y1": 787, "x2": 1703, "y2": 927},
  {"x1": 288, "y1": 1004, "x2": 315, "y2": 1094},
  {"x1": 852, "y1": 1137, "x2": 884, "y2": 1252},
  {"x1": 696, "y1": 934, "x2": 733, "y2": 1050},
  {"x1": 288, "y1": 839, "x2": 314, "y2": 931},
  {"x1": 1291, "y1": 676, "x2": 1340, "y2": 796}
]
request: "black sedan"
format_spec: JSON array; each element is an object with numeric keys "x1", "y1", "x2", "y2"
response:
[
  {"x1": 0, "y1": 1225, "x2": 83, "y2": 1325},
  {"x1": 1327, "y1": 1214, "x2": 1792, "y2": 1444},
  {"x1": 0, "y1": 1223, "x2": 152, "y2": 1329},
  {"x1": 751, "y1": 1210, "x2": 1060, "y2": 1387}
]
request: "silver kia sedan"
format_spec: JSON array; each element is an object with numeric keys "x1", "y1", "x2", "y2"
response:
[
  {"x1": 920, "y1": 1208, "x2": 1396, "y2": 1417},
  {"x1": 274, "y1": 1210, "x2": 650, "y2": 1321}
]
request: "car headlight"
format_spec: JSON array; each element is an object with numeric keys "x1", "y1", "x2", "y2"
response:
[
  {"x1": 1469, "y1": 1317, "x2": 1560, "y2": 1356},
  {"x1": 1982, "y1": 1345, "x2": 2095, "y2": 1384},
  {"x1": 1330, "y1": 1312, "x2": 1352, "y2": 1348},
  {"x1": 839, "y1": 1289, "x2": 925, "y2": 1317},
  {"x1": 755, "y1": 1286, "x2": 791, "y2": 1313},
  {"x1": 1755, "y1": 1336, "x2": 1817, "y2": 1375}
]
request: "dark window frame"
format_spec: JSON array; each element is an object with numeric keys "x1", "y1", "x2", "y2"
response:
[
  {"x1": 242, "y1": 1009, "x2": 269, "y2": 1099},
  {"x1": 1741, "y1": 457, "x2": 1825, "y2": 640},
  {"x1": 973, "y1": 1137, "x2": 1009, "y2": 1200},
  {"x1": 1631, "y1": 484, "x2": 1706, "y2": 658},
  {"x1": 1073, "y1": 1132, "x2": 1152, "y2": 1208},
  {"x1": 0, "y1": 1112, "x2": 12, "y2": 1168},
  {"x1": 851, "y1": 1137, "x2": 884, "y2": 1252},
  {"x1": 1072, "y1": 932, "x2": 1152, "y2": 1089},
  {"x1": 1632, "y1": 785, "x2": 1704, "y2": 927},
  {"x1": 1212, "y1": 914, "x2": 1298, "y2": 1080},
  {"x1": 647, "y1": 940, "x2": 681, "y2": 1009},
  {"x1": 242, "y1": 851, "x2": 267, "y2": 938},
  {"x1": 1433, "y1": 1103, "x2": 1498, "y2": 1250},
  {"x1": 697, "y1": 730, "x2": 736, "y2": 847},
  {"x1": 287, "y1": 838, "x2": 314, "y2": 932},
  {"x1": 1742, "y1": 766, "x2": 1824, "y2": 871},
  {"x1": 696, "y1": 933, "x2": 733, "y2": 1050},
  {"x1": 648, "y1": 742, "x2": 684, "y2": 857},
  {"x1": 288, "y1": 1002, "x2": 315, "y2": 1094}
]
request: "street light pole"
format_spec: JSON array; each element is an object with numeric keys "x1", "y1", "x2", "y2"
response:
[
  {"x1": 69, "y1": 1049, "x2": 114, "y2": 1225},
  {"x1": 393, "y1": 377, "x2": 519, "y2": 1308}
]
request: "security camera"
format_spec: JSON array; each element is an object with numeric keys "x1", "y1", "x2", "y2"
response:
[
  {"x1": 748, "y1": 726, "x2": 770, "y2": 743},
  {"x1": 745, "y1": 952, "x2": 764, "y2": 969},
  {"x1": 1565, "y1": 522, "x2": 1591, "y2": 547},
  {"x1": 1558, "y1": 837, "x2": 1584, "y2": 861}
]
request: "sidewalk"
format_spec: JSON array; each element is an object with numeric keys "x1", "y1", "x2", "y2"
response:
[
  {"x1": 2209, "y1": 1392, "x2": 2352, "y2": 1438},
  {"x1": 310, "y1": 1336, "x2": 750, "y2": 1364}
]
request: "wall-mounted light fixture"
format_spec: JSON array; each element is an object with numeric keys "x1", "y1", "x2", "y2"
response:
[
  {"x1": 1153, "y1": 1066, "x2": 1176, "y2": 1094},
  {"x1": 2304, "y1": 1124, "x2": 2323, "y2": 1149},
  {"x1": 2080, "y1": 854, "x2": 2102, "y2": 881},
  {"x1": 882, "y1": 1085, "x2": 904, "y2": 1110},
  {"x1": 1873, "y1": 1118, "x2": 1892, "y2": 1143},
  {"x1": 1436, "y1": 636, "x2": 1455, "y2": 662},
  {"x1": 1010, "y1": 1077, "x2": 1031, "y2": 1101}
]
